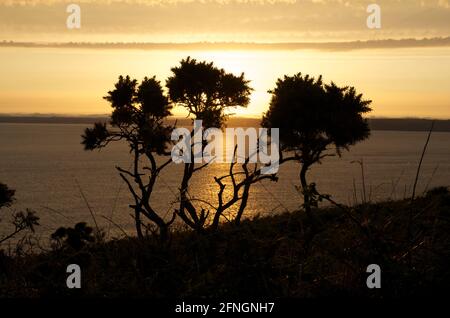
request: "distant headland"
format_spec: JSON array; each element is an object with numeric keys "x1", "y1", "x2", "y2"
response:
[{"x1": 0, "y1": 114, "x2": 449, "y2": 132}]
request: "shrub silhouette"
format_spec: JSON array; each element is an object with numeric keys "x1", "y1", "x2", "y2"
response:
[
  {"x1": 0, "y1": 183, "x2": 15, "y2": 209},
  {"x1": 51, "y1": 222, "x2": 96, "y2": 251},
  {"x1": 262, "y1": 73, "x2": 372, "y2": 218},
  {"x1": 82, "y1": 76, "x2": 175, "y2": 240}
]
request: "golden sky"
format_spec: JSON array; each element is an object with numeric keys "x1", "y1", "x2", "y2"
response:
[{"x1": 0, "y1": 0, "x2": 449, "y2": 118}]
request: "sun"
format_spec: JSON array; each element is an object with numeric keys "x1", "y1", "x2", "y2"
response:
[{"x1": 186, "y1": 50, "x2": 271, "y2": 118}]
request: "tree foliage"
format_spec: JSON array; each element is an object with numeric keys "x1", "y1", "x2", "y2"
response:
[
  {"x1": 167, "y1": 56, "x2": 252, "y2": 128},
  {"x1": 82, "y1": 75, "x2": 173, "y2": 154},
  {"x1": 262, "y1": 73, "x2": 371, "y2": 157}
]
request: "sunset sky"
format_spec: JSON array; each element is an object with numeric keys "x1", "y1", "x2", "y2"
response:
[{"x1": 0, "y1": 0, "x2": 449, "y2": 118}]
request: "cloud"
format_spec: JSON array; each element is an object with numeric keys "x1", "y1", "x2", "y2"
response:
[
  {"x1": 2, "y1": 0, "x2": 298, "y2": 5},
  {"x1": 0, "y1": 0, "x2": 448, "y2": 42},
  {"x1": 1, "y1": 0, "x2": 448, "y2": 5}
]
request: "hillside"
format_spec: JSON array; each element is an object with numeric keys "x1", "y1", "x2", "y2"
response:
[{"x1": 1, "y1": 187, "x2": 449, "y2": 298}]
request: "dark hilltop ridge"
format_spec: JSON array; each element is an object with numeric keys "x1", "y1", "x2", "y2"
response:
[{"x1": 1, "y1": 115, "x2": 450, "y2": 132}]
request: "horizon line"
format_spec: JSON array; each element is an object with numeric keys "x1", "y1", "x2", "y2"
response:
[{"x1": 1, "y1": 113, "x2": 450, "y2": 121}]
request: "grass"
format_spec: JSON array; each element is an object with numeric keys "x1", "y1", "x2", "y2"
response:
[{"x1": 0, "y1": 187, "x2": 449, "y2": 298}]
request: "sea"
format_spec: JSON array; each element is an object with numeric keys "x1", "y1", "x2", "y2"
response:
[{"x1": 1, "y1": 122, "x2": 449, "y2": 242}]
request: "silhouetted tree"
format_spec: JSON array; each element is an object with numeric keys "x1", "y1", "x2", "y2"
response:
[
  {"x1": 82, "y1": 76, "x2": 175, "y2": 240},
  {"x1": 262, "y1": 73, "x2": 371, "y2": 219},
  {"x1": 0, "y1": 183, "x2": 39, "y2": 245},
  {"x1": 166, "y1": 57, "x2": 257, "y2": 232}
]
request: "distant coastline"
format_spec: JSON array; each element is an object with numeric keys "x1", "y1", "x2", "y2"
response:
[
  {"x1": 0, "y1": 115, "x2": 449, "y2": 132},
  {"x1": 1, "y1": 37, "x2": 450, "y2": 52}
]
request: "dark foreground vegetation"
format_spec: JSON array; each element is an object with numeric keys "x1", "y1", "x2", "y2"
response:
[{"x1": 1, "y1": 187, "x2": 449, "y2": 298}]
